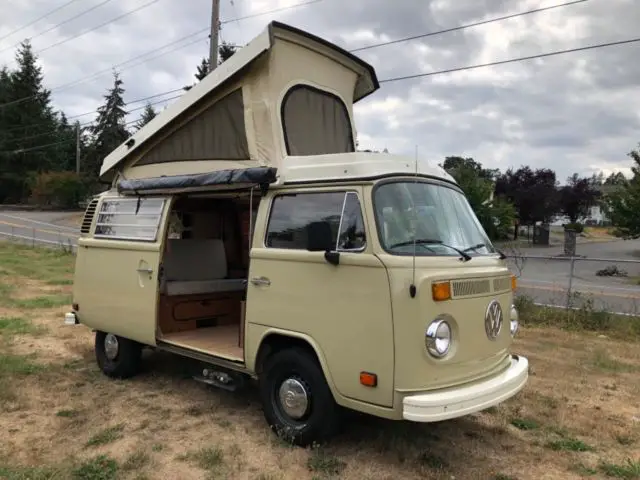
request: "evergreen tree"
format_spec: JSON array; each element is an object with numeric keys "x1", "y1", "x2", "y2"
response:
[
  {"x1": 135, "y1": 102, "x2": 157, "y2": 130},
  {"x1": 85, "y1": 71, "x2": 129, "y2": 179},
  {"x1": 0, "y1": 41, "x2": 60, "y2": 202},
  {"x1": 184, "y1": 58, "x2": 210, "y2": 91},
  {"x1": 183, "y1": 42, "x2": 238, "y2": 91},
  {"x1": 218, "y1": 41, "x2": 237, "y2": 63}
]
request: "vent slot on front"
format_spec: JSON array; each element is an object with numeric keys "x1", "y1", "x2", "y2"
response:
[
  {"x1": 493, "y1": 277, "x2": 512, "y2": 293},
  {"x1": 451, "y1": 279, "x2": 491, "y2": 297},
  {"x1": 80, "y1": 199, "x2": 99, "y2": 234}
]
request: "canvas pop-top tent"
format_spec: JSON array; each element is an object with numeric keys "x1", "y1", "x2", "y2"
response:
[{"x1": 100, "y1": 21, "x2": 380, "y2": 195}]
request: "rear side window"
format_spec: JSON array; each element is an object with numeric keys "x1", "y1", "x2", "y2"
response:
[
  {"x1": 266, "y1": 191, "x2": 366, "y2": 251},
  {"x1": 94, "y1": 197, "x2": 166, "y2": 242}
]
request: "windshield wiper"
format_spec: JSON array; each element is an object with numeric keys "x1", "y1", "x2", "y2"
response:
[
  {"x1": 462, "y1": 243, "x2": 486, "y2": 253},
  {"x1": 463, "y1": 242, "x2": 507, "y2": 259},
  {"x1": 388, "y1": 239, "x2": 471, "y2": 262}
]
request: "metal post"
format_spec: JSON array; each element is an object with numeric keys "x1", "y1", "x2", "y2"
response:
[
  {"x1": 566, "y1": 255, "x2": 576, "y2": 308},
  {"x1": 209, "y1": 0, "x2": 220, "y2": 72},
  {"x1": 32, "y1": 227, "x2": 35, "y2": 247},
  {"x1": 76, "y1": 123, "x2": 81, "y2": 174}
]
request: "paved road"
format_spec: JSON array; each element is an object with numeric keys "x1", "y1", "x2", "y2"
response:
[
  {"x1": 0, "y1": 211, "x2": 80, "y2": 248},
  {"x1": 508, "y1": 240, "x2": 640, "y2": 314}
]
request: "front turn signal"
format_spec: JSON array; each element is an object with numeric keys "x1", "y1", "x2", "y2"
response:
[
  {"x1": 511, "y1": 275, "x2": 517, "y2": 291},
  {"x1": 432, "y1": 281, "x2": 451, "y2": 302}
]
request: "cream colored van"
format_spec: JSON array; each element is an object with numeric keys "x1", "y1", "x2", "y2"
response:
[{"x1": 65, "y1": 21, "x2": 528, "y2": 446}]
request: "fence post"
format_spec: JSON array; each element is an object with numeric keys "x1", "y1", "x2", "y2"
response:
[{"x1": 566, "y1": 256, "x2": 576, "y2": 308}]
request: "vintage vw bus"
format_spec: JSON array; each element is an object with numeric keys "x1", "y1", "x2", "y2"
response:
[{"x1": 65, "y1": 21, "x2": 528, "y2": 446}]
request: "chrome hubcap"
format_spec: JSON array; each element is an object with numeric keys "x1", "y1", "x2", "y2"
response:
[
  {"x1": 278, "y1": 378, "x2": 309, "y2": 420},
  {"x1": 104, "y1": 334, "x2": 119, "y2": 361}
]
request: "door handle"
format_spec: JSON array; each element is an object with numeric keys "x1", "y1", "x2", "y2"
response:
[
  {"x1": 251, "y1": 276, "x2": 271, "y2": 286},
  {"x1": 137, "y1": 267, "x2": 153, "y2": 274}
]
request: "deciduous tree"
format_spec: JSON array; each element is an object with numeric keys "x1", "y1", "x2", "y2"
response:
[
  {"x1": 605, "y1": 143, "x2": 640, "y2": 238},
  {"x1": 559, "y1": 173, "x2": 600, "y2": 223}
]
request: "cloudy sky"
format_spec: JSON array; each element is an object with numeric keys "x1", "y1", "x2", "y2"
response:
[{"x1": 1, "y1": 0, "x2": 638, "y2": 183}]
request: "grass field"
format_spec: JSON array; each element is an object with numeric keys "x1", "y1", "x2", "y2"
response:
[{"x1": 0, "y1": 242, "x2": 639, "y2": 480}]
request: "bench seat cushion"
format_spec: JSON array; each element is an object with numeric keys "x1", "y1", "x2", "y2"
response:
[{"x1": 165, "y1": 278, "x2": 247, "y2": 296}]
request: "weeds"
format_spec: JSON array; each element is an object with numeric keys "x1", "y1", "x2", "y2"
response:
[
  {"x1": 510, "y1": 418, "x2": 540, "y2": 431},
  {"x1": 72, "y1": 455, "x2": 118, "y2": 480},
  {"x1": 599, "y1": 459, "x2": 640, "y2": 478},
  {"x1": 515, "y1": 294, "x2": 640, "y2": 339},
  {"x1": 85, "y1": 424, "x2": 125, "y2": 447},
  {"x1": 0, "y1": 316, "x2": 44, "y2": 336},
  {"x1": 180, "y1": 447, "x2": 225, "y2": 475},
  {"x1": 546, "y1": 437, "x2": 593, "y2": 452},
  {"x1": 122, "y1": 450, "x2": 151, "y2": 471},
  {"x1": 307, "y1": 448, "x2": 346, "y2": 477}
]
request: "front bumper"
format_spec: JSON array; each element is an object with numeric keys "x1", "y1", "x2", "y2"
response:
[{"x1": 402, "y1": 354, "x2": 529, "y2": 422}]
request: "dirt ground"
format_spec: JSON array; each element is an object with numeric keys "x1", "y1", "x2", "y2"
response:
[{"x1": 0, "y1": 242, "x2": 639, "y2": 480}]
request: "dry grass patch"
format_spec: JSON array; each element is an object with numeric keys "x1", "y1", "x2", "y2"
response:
[{"x1": 1, "y1": 242, "x2": 639, "y2": 479}]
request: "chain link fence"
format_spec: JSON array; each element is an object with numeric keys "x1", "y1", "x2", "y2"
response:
[
  {"x1": 0, "y1": 223, "x2": 78, "y2": 254},
  {"x1": 506, "y1": 253, "x2": 640, "y2": 316}
]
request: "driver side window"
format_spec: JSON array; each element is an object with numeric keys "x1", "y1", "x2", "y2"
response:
[{"x1": 265, "y1": 191, "x2": 367, "y2": 252}]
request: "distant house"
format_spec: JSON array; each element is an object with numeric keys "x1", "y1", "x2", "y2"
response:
[{"x1": 550, "y1": 183, "x2": 622, "y2": 226}]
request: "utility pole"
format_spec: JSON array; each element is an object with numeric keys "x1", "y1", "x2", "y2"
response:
[
  {"x1": 209, "y1": 0, "x2": 220, "y2": 73},
  {"x1": 75, "y1": 123, "x2": 81, "y2": 174}
]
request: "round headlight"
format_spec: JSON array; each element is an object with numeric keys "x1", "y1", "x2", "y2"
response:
[
  {"x1": 425, "y1": 319, "x2": 451, "y2": 358},
  {"x1": 510, "y1": 304, "x2": 519, "y2": 337}
]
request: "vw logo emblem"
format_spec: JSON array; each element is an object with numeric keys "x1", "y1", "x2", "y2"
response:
[{"x1": 485, "y1": 300, "x2": 503, "y2": 340}]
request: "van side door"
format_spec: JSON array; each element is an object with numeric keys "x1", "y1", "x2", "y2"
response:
[
  {"x1": 245, "y1": 187, "x2": 395, "y2": 408},
  {"x1": 73, "y1": 195, "x2": 169, "y2": 346}
]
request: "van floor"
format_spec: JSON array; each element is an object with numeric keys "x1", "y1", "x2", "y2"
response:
[{"x1": 160, "y1": 324, "x2": 243, "y2": 362}]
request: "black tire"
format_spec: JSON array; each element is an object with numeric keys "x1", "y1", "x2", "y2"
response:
[
  {"x1": 95, "y1": 331, "x2": 142, "y2": 379},
  {"x1": 259, "y1": 347, "x2": 341, "y2": 446}
]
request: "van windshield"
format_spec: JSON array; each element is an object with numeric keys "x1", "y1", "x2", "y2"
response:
[{"x1": 373, "y1": 181, "x2": 496, "y2": 257}]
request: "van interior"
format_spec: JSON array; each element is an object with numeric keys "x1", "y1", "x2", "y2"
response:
[{"x1": 156, "y1": 192, "x2": 259, "y2": 362}]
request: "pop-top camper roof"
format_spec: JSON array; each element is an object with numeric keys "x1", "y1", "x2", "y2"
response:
[{"x1": 100, "y1": 21, "x2": 380, "y2": 192}]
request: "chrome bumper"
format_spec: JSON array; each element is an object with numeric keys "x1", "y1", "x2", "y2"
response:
[{"x1": 402, "y1": 355, "x2": 529, "y2": 422}]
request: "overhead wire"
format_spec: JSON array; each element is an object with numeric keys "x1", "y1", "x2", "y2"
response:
[
  {"x1": 378, "y1": 36, "x2": 640, "y2": 84},
  {"x1": 7, "y1": 33, "x2": 639, "y2": 152},
  {"x1": 350, "y1": 0, "x2": 589, "y2": 52},
  {"x1": 0, "y1": 93, "x2": 183, "y2": 154},
  {"x1": 0, "y1": 0, "x2": 116, "y2": 55},
  {"x1": 2, "y1": 0, "x2": 615, "y2": 151},
  {"x1": 37, "y1": 0, "x2": 162, "y2": 54},
  {"x1": 0, "y1": 0, "x2": 82, "y2": 44},
  {"x1": 0, "y1": 0, "x2": 322, "y2": 109}
]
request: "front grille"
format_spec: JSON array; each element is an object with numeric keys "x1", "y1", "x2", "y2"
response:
[{"x1": 451, "y1": 279, "x2": 491, "y2": 297}]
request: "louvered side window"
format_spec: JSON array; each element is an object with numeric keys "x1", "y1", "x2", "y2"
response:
[{"x1": 80, "y1": 199, "x2": 99, "y2": 234}]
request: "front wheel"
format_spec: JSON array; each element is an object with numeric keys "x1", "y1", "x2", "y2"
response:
[
  {"x1": 259, "y1": 347, "x2": 341, "y2": 446},
  {"x1": 95, "y1": 331, "x2": 142, "y2": 379}
]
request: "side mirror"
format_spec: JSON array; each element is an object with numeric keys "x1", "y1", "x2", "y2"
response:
[{"x1": 306, "y1": 221, "x2": 340, "y2": 265}]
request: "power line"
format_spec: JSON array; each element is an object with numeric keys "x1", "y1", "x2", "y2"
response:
[
  {"x1": 350, "y1": 0, "x2": 589, "y2": 53},
  {"x1": 7, "y1": 35, "x2": 640, "y2": 154},
  {"x1": 37, "y1": 0, "x2": 162, "y2": 54},
  {"x1": 0, "y1": 0, "x2": 82, "y2": 44},
  {"x1": 379, "y1": 36, "x2": 640, "y2": 84},
  {"x1": 0, "y1": 0, "x2": 321, "y2": 109},
  {"x1": 51, "y1": 34, "x2": 209, "y2": 94},
  {"x1": 0, "y1": 0, "x2": 116, "y2": 55},
  {"x1": 2, "y1": 88, "x2": 184, "y2": 135},
  {"x1": 5, "y1": 92, "x2": 183, "y2": 146}
]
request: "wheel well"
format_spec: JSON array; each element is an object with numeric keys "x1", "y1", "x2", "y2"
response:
[{"x1": 255, "y1": 334, "x2": 321, "y2": 375}]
